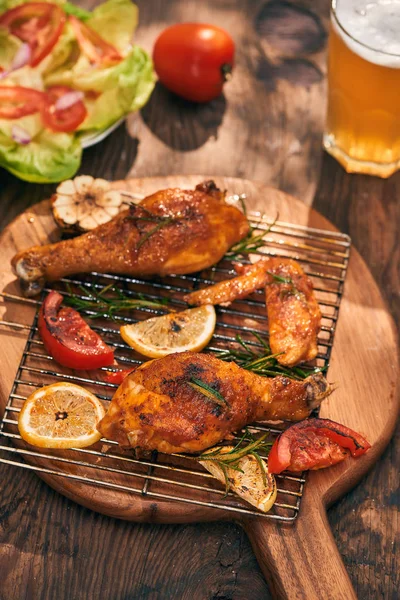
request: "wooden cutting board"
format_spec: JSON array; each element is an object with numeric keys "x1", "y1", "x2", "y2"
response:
[{"x1": 0, "y1": 176, "x2": 398, "y2": 600}]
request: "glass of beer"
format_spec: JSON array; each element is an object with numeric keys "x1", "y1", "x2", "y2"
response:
[{"x1": 323, "y1": 0, "x2": 400, "y2": 177}]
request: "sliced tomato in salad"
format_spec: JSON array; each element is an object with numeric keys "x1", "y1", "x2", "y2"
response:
[
  {"x1": 41, "y1": 86, "x2": 87, "y2": 132},
  {"x1": 38, "y1": 291, "x2": 115, "y2": 370},
  {"x1": 0, "y1": 86, "x2": 45, "y2": 119},
  {"x1": 268, "y1": 418, "x2": 371, "y2": 474},
  {"x1": 0, "y1": 3, "x2": 66, "y2": 67},
  {"x1": 69, "y1": 15, "x2": 122, "y2": 65}
]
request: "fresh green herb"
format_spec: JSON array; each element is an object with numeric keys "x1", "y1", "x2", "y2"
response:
[
  {"x1": 188, "y1": 377, "x2": 228, "y2": 407},
  {"x1": 63, "y1": 2, "x2": 91, "y2": 20},
  {"x1": 137, "y1": 216, "x2": 176, "y2": 249},
  {"x1": 225, "y1": 206, "x2": 279, "y2": 260},
  {"x1": 267, "y1": 271, "x2": 300, "y2": 296},
  {"x1": 64, "y1": 283, "x2": 169, "y2": 319},
  {"x1": 128, "y1": 205, "x2": 183, "y2": 250},
  {"x1": 213, "y1": 332, "x2": 326, "y2": 380},
  {"x1": 197, "y1": 428, "x2": 273, "y2": 493}
]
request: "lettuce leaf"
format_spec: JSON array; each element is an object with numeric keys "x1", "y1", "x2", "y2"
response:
[
  {"x1": 87, "y1": 0, "x2": 138, "y2": 52},
  {"x1": 0, "y1": 124, "x2": 81, "y2": 183},
  {"x1": 0, "y1": 0, "x2": 154, "y2": 183},
  {"x1": 46, "y1": 45, "x2": 155, "y2": 131},
  {"x1": 0, "y1": 28, "x2": 22, "y2": 69}
]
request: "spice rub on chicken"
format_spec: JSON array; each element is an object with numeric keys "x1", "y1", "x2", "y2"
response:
[
  {"x1": 12, "y1": 181, "x2": 250, "y2": 296},
  {"x1": 184, "y1": 257, "x2": 322, "y2": 366},
  {"x1": 97, "y1": 352, "x2": 331, "y2": 454}
]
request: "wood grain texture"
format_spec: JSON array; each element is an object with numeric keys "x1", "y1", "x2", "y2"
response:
[
  {"x1": 0, "y1": 176, "x2": 398, "y2": 600},
  {"x1": 0, "y1": 0, "x2": 399, "y2": 598}
]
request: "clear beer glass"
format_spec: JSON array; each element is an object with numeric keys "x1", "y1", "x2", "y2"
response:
[{"x1": 323, "y1": 0, "x2": 400, "y2": 178}]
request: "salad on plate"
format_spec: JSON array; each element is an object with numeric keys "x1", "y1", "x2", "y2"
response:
[{"x1": 0, "y1": 0, "x2": 155, "y2": 182}]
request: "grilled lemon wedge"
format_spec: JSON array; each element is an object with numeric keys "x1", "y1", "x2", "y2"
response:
[
  {"x1": 18, "y1": 382, "x2": 105, "y2": 449},
  {"x1": 200, "y1": 447, "x2": 277, "y2": 513},
  {"x1": 120, "y1": 305, "x2": 216, "y2": 358}
]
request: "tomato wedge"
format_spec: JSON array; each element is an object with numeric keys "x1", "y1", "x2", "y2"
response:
[
  {"x1": 268, "y1": 418, "x2": 371, "y2": 474},
  {"x1": 68, "y1": 15, "x2": 122, "y2": 65},
  {"x1": 103, "y1": 368, "x2": 134, "y2": 385},
  {"x1": 41, "y1": 86, "x2": 87, "y2": 132},
  {"x1": 0, "y1": 3, "x2": 66, "y2": 67},
  {"x1": 0, "y1": 86, "x2": 45, "y2": 119},
  {"x1": 38, "y1": 291, "x2": 114, "y2": 370}
]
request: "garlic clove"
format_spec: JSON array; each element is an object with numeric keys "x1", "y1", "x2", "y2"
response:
[
  {"x1": 91, "y1": 207, "x2": 114, "y2": 225},
  {"x1": 96, "y1": 190, "x2": 123, "y2": 207},
  {"x1": 74, "y1": 175, "x2": 94, "y2": 194},
  {"x1": 54, "y1": 204, "x2": 78, "y2": 225},
  {"x1": 79, "y1": 215, "x2": 98, "y2": 230},
  {"x1": 53, "y1": 194, "x2": 75, "y2": 207},
  {"x1": 104, "y1": 206, "x2": 120, "y2": 217},
  {"x1": 56, "y1": 180, "x2": 76, "y2": 195},
  {"x1": 91, "y1": 178, "x2": 110, "y2": 194}
]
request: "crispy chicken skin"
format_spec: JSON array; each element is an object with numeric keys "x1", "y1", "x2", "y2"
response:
[
  {"x1": 184, "y1": 258, "x2": 271, "y2": 306},
  {"x1": 97, "y1": 352, "x2": 331, "y2": 453},
  {"x1": 185, "y1": 257, "x2": 321, "y2": 366},
  {"x1": 262, "y1": 258, "x2": 321, "y2": 366},
  {"x1": 11, "y1": 181, "x2": 250, "y2": 296}
]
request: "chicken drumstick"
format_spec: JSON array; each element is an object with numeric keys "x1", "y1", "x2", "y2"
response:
[
  {"x1": 12, "y1": 181, "x2": 249, "y2": 296},
  {"x1": 98, "y1": 352, "x2": 331, "y2": 453}
]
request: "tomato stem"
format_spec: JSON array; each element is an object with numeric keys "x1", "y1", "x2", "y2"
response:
[{"x1": 221, "y1": 63, "x2": 233, "y2": 82}]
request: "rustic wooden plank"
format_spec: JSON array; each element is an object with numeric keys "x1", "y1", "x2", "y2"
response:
[{"x1": 0, "y1": 0, "x2": 398, "y2": 599}]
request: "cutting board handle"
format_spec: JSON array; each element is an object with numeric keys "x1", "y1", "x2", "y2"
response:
[{"x1": 242, "y1": 491, "x2": 357, "y2": 600}]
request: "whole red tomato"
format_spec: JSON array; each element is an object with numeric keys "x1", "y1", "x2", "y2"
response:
[{"x1": 153, "y1": 23, "x2": 235, "y2": 103}]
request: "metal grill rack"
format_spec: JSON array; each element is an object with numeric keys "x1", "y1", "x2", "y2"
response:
[{"x1": 0, "y1": 211, "x2": 351, "y2": 521}]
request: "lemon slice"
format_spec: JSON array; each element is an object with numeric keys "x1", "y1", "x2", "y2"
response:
[
  {"x1": 18, "y1": 382, "x2": 105, "y2": 449},
  {"x1": 120, "y1": 305, "x2": 216, "y2": 358}
]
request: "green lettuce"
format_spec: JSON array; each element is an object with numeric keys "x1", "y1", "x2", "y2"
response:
[
  {"x1": 87, "y1": 0, "x2": 138, "y2": 52},
  {"x1": 0, "y1": 28, "x2": 22, "y2": 70},
  {"x1": 46, "y1": 46, "x2": 155, "y2": 131},
  {"x1": 0, "y1": 125, "x2": 82, "y2": 183},
  {"x1": 0, "y1": 0, "x2": 154, "y2": 183}
]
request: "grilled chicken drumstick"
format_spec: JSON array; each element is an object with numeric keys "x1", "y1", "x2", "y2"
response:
[
  {"x1": 12, "y1": 181, "x2": 249, "y2": 296},
  {"x1": 184, "y1": 257, "x2": 321, "y2": 366},
  {"x1": 98, "y1": 352, "x2": 331, "y2": 453}
]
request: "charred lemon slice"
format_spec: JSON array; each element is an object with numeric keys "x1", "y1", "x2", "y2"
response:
[
  {"x1": 120, "y1": 305, "x2": 216, "y2": 358},
  {"x1": 200, "y1": 447, "x2": 277, "y2": 513},
  {"x1": 18, "y1": 382, "x2": 105, "y2": 449}
]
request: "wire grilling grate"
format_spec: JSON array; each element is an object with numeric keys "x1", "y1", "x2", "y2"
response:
[{"x1": 0, "y1": 211, "x2": 351, "y2": 521}]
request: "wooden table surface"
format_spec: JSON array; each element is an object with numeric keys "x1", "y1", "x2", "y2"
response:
[{"x1": 0, "y1": 1, "x2": 398, "y2": 598}]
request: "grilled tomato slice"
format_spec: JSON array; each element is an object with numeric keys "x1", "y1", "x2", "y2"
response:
[
  {"x1": 38, "y1": 290, "x2": 114, "y2": 370},
  {"x1": 268, "y1": 418, "x2": 371, "y2": 474}
]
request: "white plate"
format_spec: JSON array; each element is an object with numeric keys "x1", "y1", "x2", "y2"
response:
[{"x1": 80, "y1": 118, "x2": 125, "y2": 149}]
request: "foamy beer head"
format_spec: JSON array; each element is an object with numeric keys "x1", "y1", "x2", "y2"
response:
[{"x1": 324, "y1": 0, "x2": 400, "y2": 177}]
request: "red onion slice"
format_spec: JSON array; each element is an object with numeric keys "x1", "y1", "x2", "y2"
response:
[
  {"x1": 12, "y1": 125, "x2": 31, "y2": 145},
  {"x1": 54, "y1": 91, "x2": 84, "y2": 111},
  {"x1": 0, "y1": 44, "x2": 31, "y2": 80}
]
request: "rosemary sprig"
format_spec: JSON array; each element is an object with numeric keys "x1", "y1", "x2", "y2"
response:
[
  {"x1": 64, "y1": 283, "x2": 169, "y2": 319},
  {"x1": 225, "y1": 206, "x2": 279, "y2": 260},
  {"x1": 267, "y1": 271, "x2": 299, "y2": 296},
  {"x1": 197, "y1": 428, "x2": 273, "y2": 492},
  {"x1": 213, "y1": 332, "x2": 326, "y2": 380},
  {"x1": 136, "y1": 217, "x2": 175, "y2": 250},
  {"x1": 128, "y1": 204, "x2": 182, "y2": 250},
  {"x1": 188, "y1": 377, "x2": 228, "y2": 407}
]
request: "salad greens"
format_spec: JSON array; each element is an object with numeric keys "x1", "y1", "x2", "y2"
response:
[{"x1": 0, "y1": 0, "x2": 155, "y2": 183}]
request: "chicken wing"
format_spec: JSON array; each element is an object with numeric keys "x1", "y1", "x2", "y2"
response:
[
  {"x1": 97, "y1": 352, "x2": 331, "y2": 453},
  {"x1": 12, "y1": 181, "x2": 250, "y2": 296},
  {"x1": 184, "y1": 257, "x2": 321, "y2": 366},
  {"x1": 263, "y1": 258, "x2": 321, "y2": 366}
]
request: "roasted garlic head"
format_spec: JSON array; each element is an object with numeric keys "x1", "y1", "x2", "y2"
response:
[{"x1": 51, "y1": 175, "x2": 124, "y2": 232}]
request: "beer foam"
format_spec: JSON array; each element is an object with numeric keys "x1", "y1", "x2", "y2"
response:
[{"x1": 333, "y1": 0, "x2": 400, "y2": 68}]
